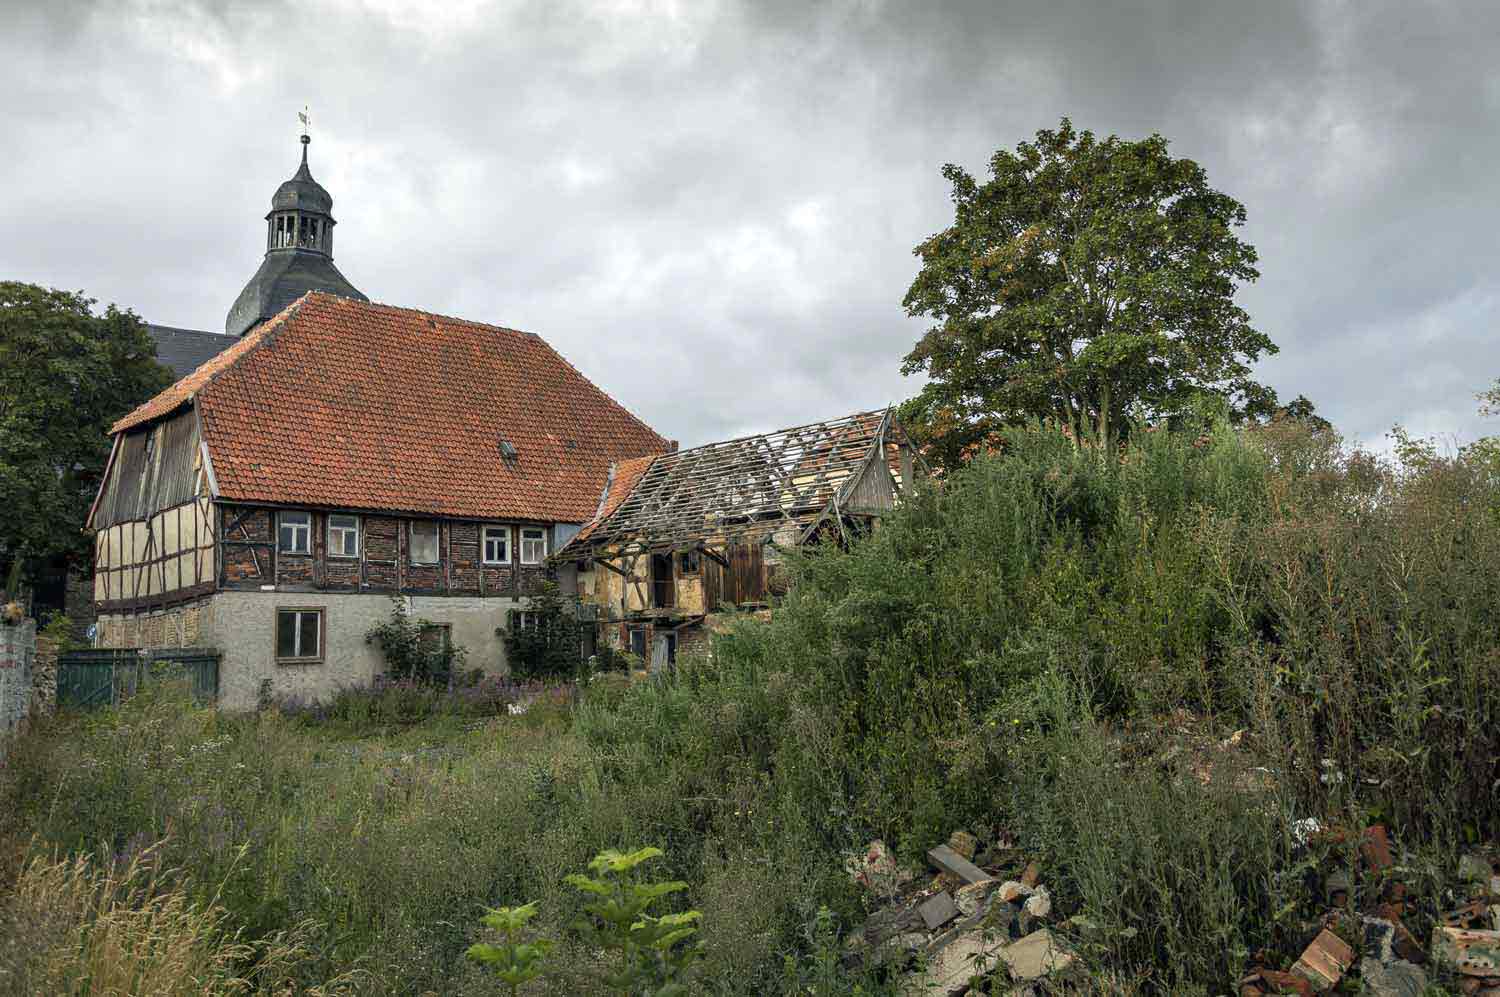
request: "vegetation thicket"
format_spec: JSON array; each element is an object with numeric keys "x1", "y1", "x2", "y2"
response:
[{"x1": 4, "y1": 409, "x2": 1499, "y2": 994}]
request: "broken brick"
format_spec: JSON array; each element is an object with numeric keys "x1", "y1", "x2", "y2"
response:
[
  {"x1": 1360, "y1": 825, "x2": 1393, "y2": 872},
  {"x1": 1291, "y1": 928, "x2": 1354, "y2": 991},
  {"x1": 1373, "y1": 903, "x2": 1425, "y2": 964}
]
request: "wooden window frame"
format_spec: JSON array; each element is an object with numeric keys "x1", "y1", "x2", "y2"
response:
[
  {"x1": 482, "y1": 524, "x2": 512, "y2": 565},
  {"x1": 678, "y1": 549, "x2": 701, "y2": 575},
  {"x1": 278, "y1": 510, "x2": 312, "y2": 555},
  {"x1": 418, "y1": 622, "x2": 452, "y2": 658},
  {"x1": 274, "y1": 606, "x2": 324, "y2": 664},
  {"x1": 409, "y1": 520, "x2": 440, "y2": 565},
  {"x1": 327, "y1": 514, "x2": 360, "y2": 559},
  {"x1": 519, "y1": 526, "x2": 548, "y2": 566}
]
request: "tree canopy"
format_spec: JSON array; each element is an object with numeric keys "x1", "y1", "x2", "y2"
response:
[
  {"x1": 0, "y1": 282, "x2": 173, "y2": 589},
  {"x1": 901, "y1": 118, "x2": 1277, "y2": 463}
]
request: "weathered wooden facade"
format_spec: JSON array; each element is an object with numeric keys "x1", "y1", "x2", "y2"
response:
[{"x1": 555, "y1": 409, "x2": 922, "y2": 666}]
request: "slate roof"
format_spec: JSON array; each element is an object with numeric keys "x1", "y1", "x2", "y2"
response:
[
  {"x1": 225, "y1": 249, "x2": 366, "y2": 337},
  {"x1": 114, "y1": 292, "x2": 671, "y2": 523},
  {"x1": 272, "y1": 155, "x2": 333, "y2": 213},
  {"x1": 146, "y1": 324, "x2": 235, "y2": 379}
]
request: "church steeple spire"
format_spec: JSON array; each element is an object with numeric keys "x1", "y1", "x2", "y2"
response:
[{"x1": 224, "y1": 117, "x2": 368, "y2": 336}]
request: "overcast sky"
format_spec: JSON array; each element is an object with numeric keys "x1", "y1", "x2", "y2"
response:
[{"x1": 4, "y1": 0, "x2": 1498, "y2": 449}]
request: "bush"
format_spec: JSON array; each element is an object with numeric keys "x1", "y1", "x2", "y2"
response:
[
  {"x1": 7, "y1": 414, "x2": 1500, "y2": 993},
  {"x1": 364, "y1": 596, "x2": 469, "y2": 683},
  {"x1": 503, "y1": 582, "x2": 584, "y2": 680}
]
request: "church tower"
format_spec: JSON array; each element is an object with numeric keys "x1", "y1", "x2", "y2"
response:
[{"x1": 225, "y1": 130, "x2": 367, "y2": 336}]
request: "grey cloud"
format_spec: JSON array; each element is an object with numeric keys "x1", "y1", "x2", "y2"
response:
[{"x1": 3, "y1": 0, "x2": 1499, "y2": 448}]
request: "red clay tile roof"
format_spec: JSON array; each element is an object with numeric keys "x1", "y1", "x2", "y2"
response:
[{"x1": 113, "y1": 293, "x2": 671, "y2": 523}]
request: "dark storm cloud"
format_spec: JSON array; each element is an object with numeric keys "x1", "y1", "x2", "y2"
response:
[{"x1": 3, "y1": 0, "x2": 1499, "y2": 448}]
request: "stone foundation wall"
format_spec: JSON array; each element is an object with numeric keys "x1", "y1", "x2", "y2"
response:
[{"x1": 32, "y1": 632, "x2": 58, "y2": 718}]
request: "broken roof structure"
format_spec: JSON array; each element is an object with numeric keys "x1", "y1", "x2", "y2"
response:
[{"x1": 559, "y1": 408, "x2": 922, "y2": 560}]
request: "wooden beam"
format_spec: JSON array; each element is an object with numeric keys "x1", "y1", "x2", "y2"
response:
[
  {"x1": 697, "y1": 544, "x2": 730, "y2": 568},
  {"x1": 594, "y1": 557, "x2": 629, "y2": 578}
]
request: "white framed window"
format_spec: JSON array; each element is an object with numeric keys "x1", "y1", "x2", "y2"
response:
[
  {"x1": 328, "y1": 514, "x2": 360, "y2": 558},
  {"x1": 482, "y1": 524, "x2": 511, "y2": 564},
  {"x1": 519, "y1": 527, "x2": 547, "y2": 565},
  {"x1": 513, "y1": 611, "x2": 540, "y2": 632},
  {"x1": 275, "y1": 608, "x2": 323, "y2": 662},
  {"x1": 409, "y1": 521, "x2": 439, "y2": 565},
  {"x1": 278, "y1": 511, "x2": 311, "y2": 554}
]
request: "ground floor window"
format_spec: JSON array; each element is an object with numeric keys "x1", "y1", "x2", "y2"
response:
[
  {"x1": 275, "y1": 608, "x2": 323, "y2": 662},
  {"x1": 419, "y1": 622, "x2": 451, "y2": 656}
]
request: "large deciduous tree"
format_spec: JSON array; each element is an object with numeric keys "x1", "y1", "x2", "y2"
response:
[
  {"x1": 0, "y1": 282, "x2": 173, "y2": 592},
  {"x1": 901, "y1": 118, "x2": 1277, "y2": 462}
]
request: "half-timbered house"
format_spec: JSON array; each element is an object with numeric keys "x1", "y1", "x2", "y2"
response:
[
  {"x1": 88, "y1": 290, "x2": 669, "y2": 708},
  {"x1": 553, "y1": 409, "x2": 922, "y2": 668}
]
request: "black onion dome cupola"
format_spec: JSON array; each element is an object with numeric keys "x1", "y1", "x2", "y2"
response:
[{"x1": 225, "y1": 132, "x2": 367, "y2": 337}]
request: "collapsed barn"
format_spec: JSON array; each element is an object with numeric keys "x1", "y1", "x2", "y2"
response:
[{"x1": 554, "y1": 408, "x2": 924, "y2": 668}]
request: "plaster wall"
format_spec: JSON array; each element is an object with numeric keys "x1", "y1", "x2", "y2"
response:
[{"x1": 207, "y1": 591, "x2": 523, "y2": 710}]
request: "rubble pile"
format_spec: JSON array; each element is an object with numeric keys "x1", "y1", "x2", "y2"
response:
[
  {"x1": 843, "y1": 830, "x2": 1075, "y2": 996},
  {"x1": 1240, "y1": 825, "x2": 1500, "y2": 996},
  {"x1": 848, "y1": 824, "x2": 1500, "y2": 995}
]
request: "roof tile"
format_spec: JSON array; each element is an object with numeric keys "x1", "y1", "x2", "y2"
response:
[{"x1": 113, "y1": 293, "x2": 670, "y2": 523}]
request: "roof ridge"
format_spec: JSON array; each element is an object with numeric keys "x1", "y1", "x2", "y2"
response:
[
  {"x1": 656, "y1": 408, "x2": 889, "y2": 461},
  {"x1": 327, "y1": 293, "x2": 671, "y2": 452}
]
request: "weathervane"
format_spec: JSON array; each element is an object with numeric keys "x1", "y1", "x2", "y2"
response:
[{"x1": 298, "y1": 105, "x2": 310, "y2": 140}]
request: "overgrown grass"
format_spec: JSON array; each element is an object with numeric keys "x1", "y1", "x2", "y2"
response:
[{"x1": 4, "y1": 414, "x2": 1498, "y2": 993}]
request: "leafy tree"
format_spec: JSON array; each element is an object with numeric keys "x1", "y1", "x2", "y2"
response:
[
  {"x1": 0, "y1": 282, "x2": 173, "y2": 589},
  {"x1": 1264, "y1": 393, "x2": 1332, "y2": 433},
  {"x1": 901, "y1": 118, "x2": 1276, "y2": 462}
]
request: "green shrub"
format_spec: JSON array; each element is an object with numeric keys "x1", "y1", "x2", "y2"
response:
[{"x1": 364, "y1": 595, "x2": 469, "y2": 683}]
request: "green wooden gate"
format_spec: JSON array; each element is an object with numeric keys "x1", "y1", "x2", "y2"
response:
[{"x1": 57, "y1": 648, "x2": 220, "y2": 709}]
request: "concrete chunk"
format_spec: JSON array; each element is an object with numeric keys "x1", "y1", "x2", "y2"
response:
[
  {"x1": 1435, "y1": 926, "x2": 1500, "y2": 977},
  {"x1": 918, "y1": 891, "x2": 960, "y2": 931},
  {"x1": 998, "y1": 928, "x2": 1073, "y2": 981},
  {"x1": 928, "y1": 843, "x2": 990, "y2": 885}
]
